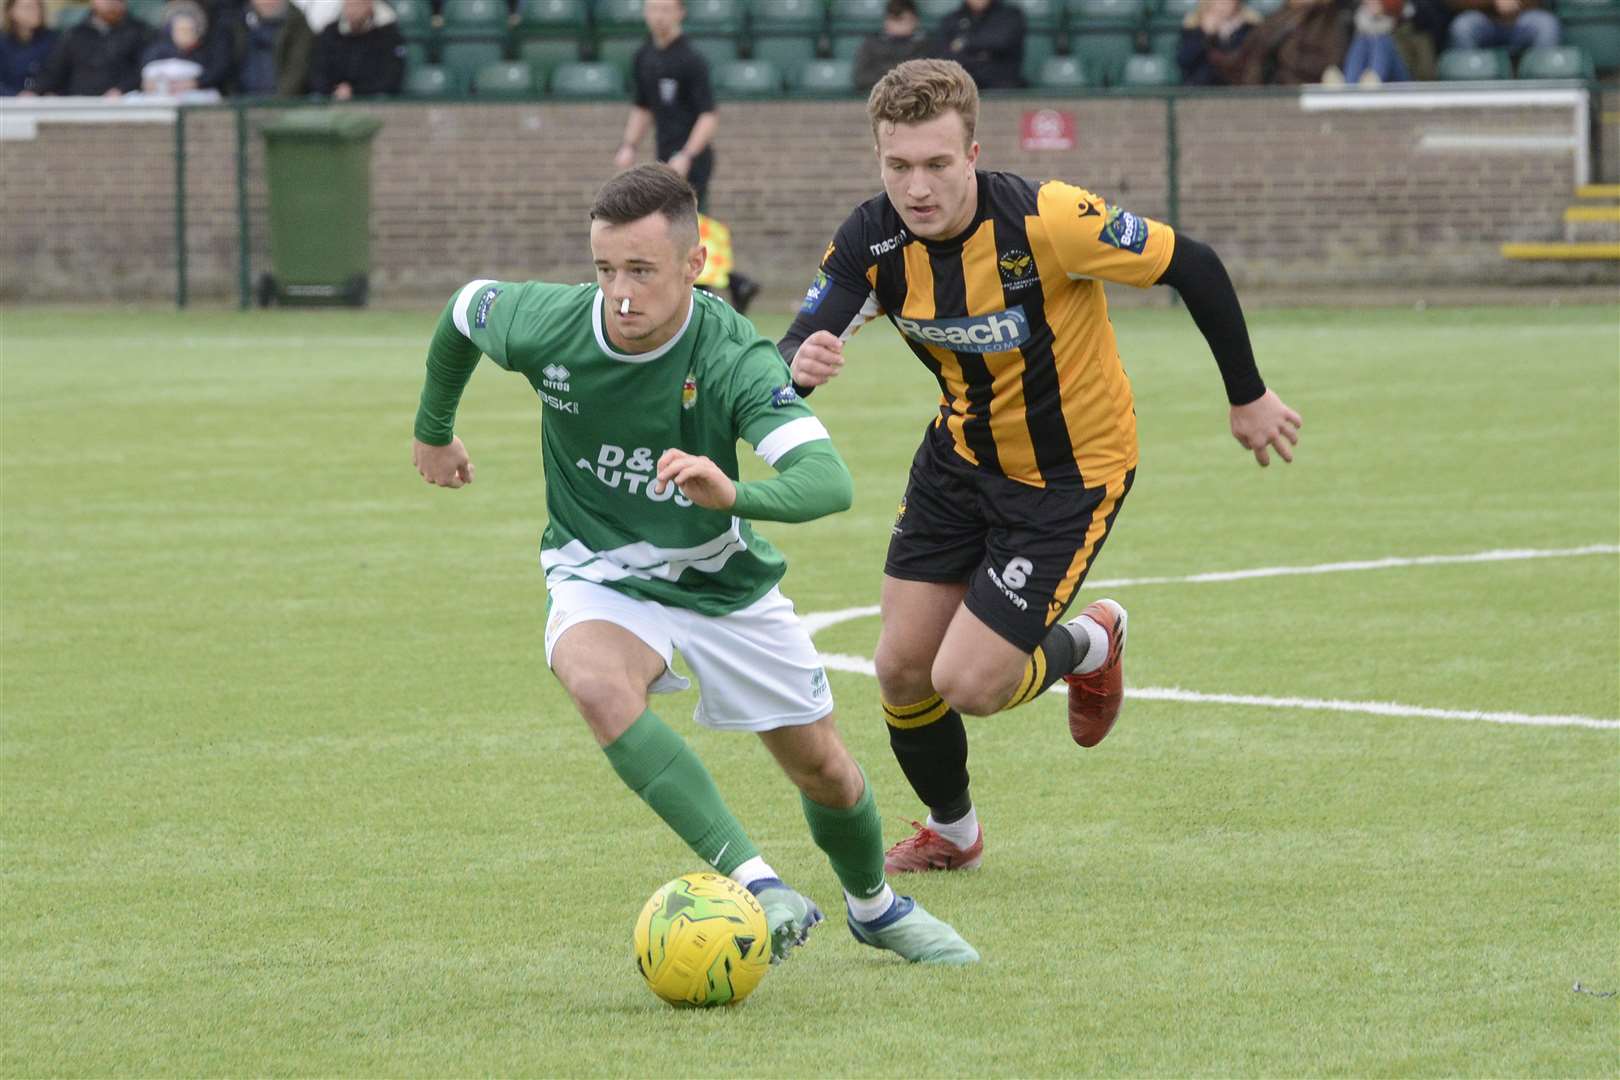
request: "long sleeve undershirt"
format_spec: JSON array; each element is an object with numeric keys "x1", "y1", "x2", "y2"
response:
[
  {"x1": 1156, "y1": 235, "x2": 1268, "y2": 407},
  {"x1": 412, "y1": 298, "x2": 854, "y2": 524}
]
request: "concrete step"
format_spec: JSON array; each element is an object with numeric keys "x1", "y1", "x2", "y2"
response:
[{"x1": 1574, "y1": 183, "x2": 1620, "y2": 199}]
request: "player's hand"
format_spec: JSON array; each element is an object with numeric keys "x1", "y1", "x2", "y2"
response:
[
  {"x1": 790, "y1": 330, "x2": 845, "y2": 389},
  {"x1": 414, "y1": 436, "x2": 475, "y2": 488},
  {"x1": 668, "y1": 150, "x2": 692, "y2": 177},
  {"x1": 613, "y1": 144, "x2": 636, "y2": 170},
  {"x1": 1229, "y1": 390, "x2": 1302, "y2": 467},
  {"x1": 655, "y1": 449, "x2": 735, "y2": 510}
]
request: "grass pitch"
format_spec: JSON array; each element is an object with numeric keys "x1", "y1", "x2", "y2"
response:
[{"x1": 2, "y1": 300, "x2": 1617, "y2": 1077}]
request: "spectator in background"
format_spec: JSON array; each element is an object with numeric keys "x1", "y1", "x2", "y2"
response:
[
  {"x1": 138, "y1": 0, "x2": 223, "y2": 94},
  {"x1": 1231, "y1": 0, "x2": 1349, "y2": 84},
  {"x1": 1, "y1": 0, "x2": 58, "y2": 94},
  {"x1": 1176, "y1": 0, "x2": 1260, "y2": 85},
  {"x1": 36, "y1": 0, "x2": 150, "y2": 94},
  {"x1": 308, "y1": 0, "x2": 403, "y2": 99},
  {"x1": 1446, "y1": 0, "x2": 1558, "y2": 53},
  {"x1": 935, "y1": 0, "x2": 1025, "y2": 89},
  {"x1": 1335, "y1": 0, "x2": 1411, "y2": 82},
  {"x1": 232, "y1": 0, "x2": 314, "y2": 96},
  {"x1": 854, "y1": 0, "x2": 933, "y2": 92}
]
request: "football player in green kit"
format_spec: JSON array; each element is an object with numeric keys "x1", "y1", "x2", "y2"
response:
[{"x1": 411, "y1": 164, "x2": 975, "y2": 966}]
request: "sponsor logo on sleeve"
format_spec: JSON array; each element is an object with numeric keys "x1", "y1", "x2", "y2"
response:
[
  {"x1": 892, "y1": 307, "x2": 1031, "y2": 354},
  {"x1": 800, "y1": 269, "x2": 830, "y2": 315},
  {"x1": 1099, "y1": 206, "x2": 1149, "y2": 254},
  {"x1": 770, "y1": 384, "x2": 799, "y2": 408},
  {"x1": 474, "y1": 286, "x2": 501, "y2": 329}
]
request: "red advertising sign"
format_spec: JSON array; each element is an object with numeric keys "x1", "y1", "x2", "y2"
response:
[{"x1": 1020, "y1": 108, "x2": 1076, "y2": 152}]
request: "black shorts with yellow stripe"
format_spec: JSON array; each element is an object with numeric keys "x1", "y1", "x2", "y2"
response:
[{"x1": 884, "y1": 429, "x2": 1134, "y2": 653}]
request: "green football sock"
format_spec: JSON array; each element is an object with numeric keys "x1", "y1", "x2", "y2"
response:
[
  {"x1": 801, "y1": 770, "x2": 886, "y2": 901},
  {"x1": 602, "y1": 710, "x2": 758, "y2": 876}
]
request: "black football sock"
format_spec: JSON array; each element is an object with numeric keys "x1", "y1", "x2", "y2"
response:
[{"x1": 882, "y1": 693, "x2": 971, "y2": 822}]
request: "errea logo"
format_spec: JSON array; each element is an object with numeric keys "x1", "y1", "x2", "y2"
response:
[
  {"x1": 893, "y1": 307, "x2": 1031, "y2": 354},
  {"x1": 542, "y1": 364, "x2": 571, "y2": 391}
]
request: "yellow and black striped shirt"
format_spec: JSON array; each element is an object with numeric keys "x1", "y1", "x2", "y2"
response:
[{"x1": 780, "y1": 170, "x2": 1176, "y2": 488}]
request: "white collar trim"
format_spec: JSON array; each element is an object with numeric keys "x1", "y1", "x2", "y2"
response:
[{"x1": 591, "y1": 289, "x2": 694, "y2": 364}]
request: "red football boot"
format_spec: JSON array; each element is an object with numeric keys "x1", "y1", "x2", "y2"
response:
[
  {"x1": 1062, "y1": 599, "x2": 1127, "y2": 747},
  {"x1": 883, "y1": 820, "x2": 984, "y2": 873}
]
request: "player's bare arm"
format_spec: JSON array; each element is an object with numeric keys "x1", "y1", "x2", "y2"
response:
[
  {"x1": 412, "y1": 436, "x2": 475, "y2": 488},
  {"x1": 787, "y1": 330, "x2": 846, "y2": 388},
  {"x1": 654, "y1": 448, "x2": 734, "y2": 509}
]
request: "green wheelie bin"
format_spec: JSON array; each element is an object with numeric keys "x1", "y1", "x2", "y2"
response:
[{"x1": 257, "y1": 110, "x2": 384, "y2": 307}]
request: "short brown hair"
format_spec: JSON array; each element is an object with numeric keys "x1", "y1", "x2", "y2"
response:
[
  {"x1": 589, "y1": 163, "x2": 699, "y2": 240},
  {"x1": 866, "y1": 59, "x2": 979, "y2": 149}
]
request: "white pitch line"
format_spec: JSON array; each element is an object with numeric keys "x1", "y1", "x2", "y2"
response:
[
  {"x1": 805, "y1": 544, "x2": 1620, "y2": 733},
  {"x1": 814, "y1": 653, "x2": 1620, "y2": 731},
  {"x1": 798, "y1": 545, "x2": 1619, "y2": 635}
]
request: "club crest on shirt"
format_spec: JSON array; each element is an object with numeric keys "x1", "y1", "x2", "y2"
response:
[
  {"x1": 770, "y1": 384, "x2": 798, "y2": 408},
  {"x1": 659, "y1": 77, "x2": 678, "y2": 104},
  {"x1": 998, "y1": 249, "x2": 1039, "y2": 291},
  {"x1": 682, "y1": 372, "x2": 698, "y2": 410},
  {"x1": 1099, "y1": 206, "x2": 1149, "y2": 254}
]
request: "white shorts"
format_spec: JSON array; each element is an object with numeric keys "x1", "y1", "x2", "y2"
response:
[{"x1": 543, "y1": 580, "x2": 835, "y2": 732}]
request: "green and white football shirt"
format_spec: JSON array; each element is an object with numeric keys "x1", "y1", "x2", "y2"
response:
[{"x1": 449, "y1": 280, "x2": 831, "y2": 615}]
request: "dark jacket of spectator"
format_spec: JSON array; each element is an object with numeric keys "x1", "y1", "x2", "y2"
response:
[
  {"x1": 36, "y1": 4, "x2": 151, "y2": 94},
  {"x1": 937, "y1": 0, "x2": 1025, "y2": 89},
  {"x1": 231, "y1": 0, "x2": 314, "y2": 96},
  {"x1": 854, "y1": 0, "x2": 935, "y2": 91},
  {"x1": 0, "y1": 0, "x2": 58, "y2": 93},
  {"x1": 1176, "y1": 0, "x2": 1261, "y2": 85},
  {"x1": 1232, "y1": 0, "x2": 1350, "y2": 84},
  {"x1": 308, "y1": 0, "x2": 403, "y2": 98}
]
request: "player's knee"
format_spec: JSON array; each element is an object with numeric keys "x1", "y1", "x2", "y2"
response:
[
  {"x1": 874, "y1": 640, "x2": 937, "y2": 704},
  {"x1": 787, "y1": 745, "x2": 863, "y2": 808},
  {"x1": 931, "y1": 660, "x2": 1011, "y2": 717},
  {"x1": 557, "y1": 667, "x2": 645, "y2": 731}
]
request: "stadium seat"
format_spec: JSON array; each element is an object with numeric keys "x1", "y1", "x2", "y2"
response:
[
  {"x1": 1021, "y1": 35, "x2": 1059, "y2": 82},
  {"x1": 1248, "y1": 0, "x2": 1283, "y2": 14},
  {"x1": 443, "y1": 0, "x2": 510, "y2": 36},
  {"x1": 1148, "y1": 0, "x2": 1195, "y2": 61},
  {"x1": 715, "y1": 58, "x2": 784, "y2": 95},
  {"x1": 686, "y1": 0, "x2": 747, "y2": 32},
  {"x1": 518, "y1": 37, "x2": 584, "y2": 82},
  {"x1": 595, "y1": 0, "x2": 648, "y2": 32},
  {"x1": 403, "y1": 39, "x2": 432, "y2": 69},
  {"x1": 918, "y1": 0, "x2": 960, "y2": 22},
  {"x1": 1436, "y1": 47, "x2": 1511, "y2": 80},
  {"x1": 753, "y1": 0, "x2": 828, "y2": 34},
  {"x1": 1032, "y1": 54, "x2": 1094, "y2": 87},
  {"x1": 549, "y1": 60, "x2": 627, "y2": 96},
  {"x1": 52, "y1": 3, "x2": 90, "y2": 28},
  {"x1": 828, "y1": 33, "x2": 866, "y2": 57},
  {"x1": 1008, "y1": 0, "x2": 1063, "y2": 32},
  {"x1": 474, "y1": 60, "x2": 537, "y2": 97},
  {"x1": 750, "y1": 34, "x2": 820, "y2": 70},
  {"x1": 440, "y1": 39, "x2": 507, "y2": 86},
  {"x1": 793, "y1": 57, "x2": 857, "y2": 94},
  {"x1": 1120, "y1": 51, "x2": 1177, "y2": 84},
  {"x1": 520, "y1": 0, "x2": 590, "y2": 32},
  {"x1": 688, "y1": 34, "x2": 743, "y2": 66},
  {"x1": 1067, "y1": 0, "x2": 1145, "y2": 83},
  {"x1": 404, "y1": 63, "x2": 456, "y2": 98},
  {"x1": 1515, "y1": 45, "x2": 1596, "y2": 79},
  {"x1": 128, "y1": 0, "x2": 165, "y2": 25},
  {"x1": 830, "y1": 0, "x2": 887, "y2": 33},
  {"x1": 595, "y1": 35, "x2": 644, "y2": 73},
  {"x1": 1558, "y1": 0, "x2": 1620, "y2": 73}
]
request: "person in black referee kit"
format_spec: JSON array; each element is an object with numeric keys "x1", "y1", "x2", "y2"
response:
[{"x1": 613, "y1": 0, "x2": 761, "y2": 315}]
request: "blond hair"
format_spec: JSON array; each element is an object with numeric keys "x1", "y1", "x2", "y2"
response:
[{"x1": 866, "y1": 58, "x2": 979, "y2": 149}]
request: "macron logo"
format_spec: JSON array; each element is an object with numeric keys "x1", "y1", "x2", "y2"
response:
[{"x1": 892, "y1": 307, "x2": 1031, "y2": 354}]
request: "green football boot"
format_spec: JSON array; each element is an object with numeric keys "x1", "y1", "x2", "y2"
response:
[
  {"x1": 847, "y1": 896, "x2": 980, "y2": 965},
  {"x1": 746, "y1": 878, "x2": 824, "y2": 964}
]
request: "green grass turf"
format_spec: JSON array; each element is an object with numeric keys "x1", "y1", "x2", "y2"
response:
[{"x1": 2, "y1": 301, "x2": 1617, "y2": 1076}]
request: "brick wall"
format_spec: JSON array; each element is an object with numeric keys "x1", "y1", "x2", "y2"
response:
[{"x1": 2, "y1": 90, "x2": 1615, "y2": 304}]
